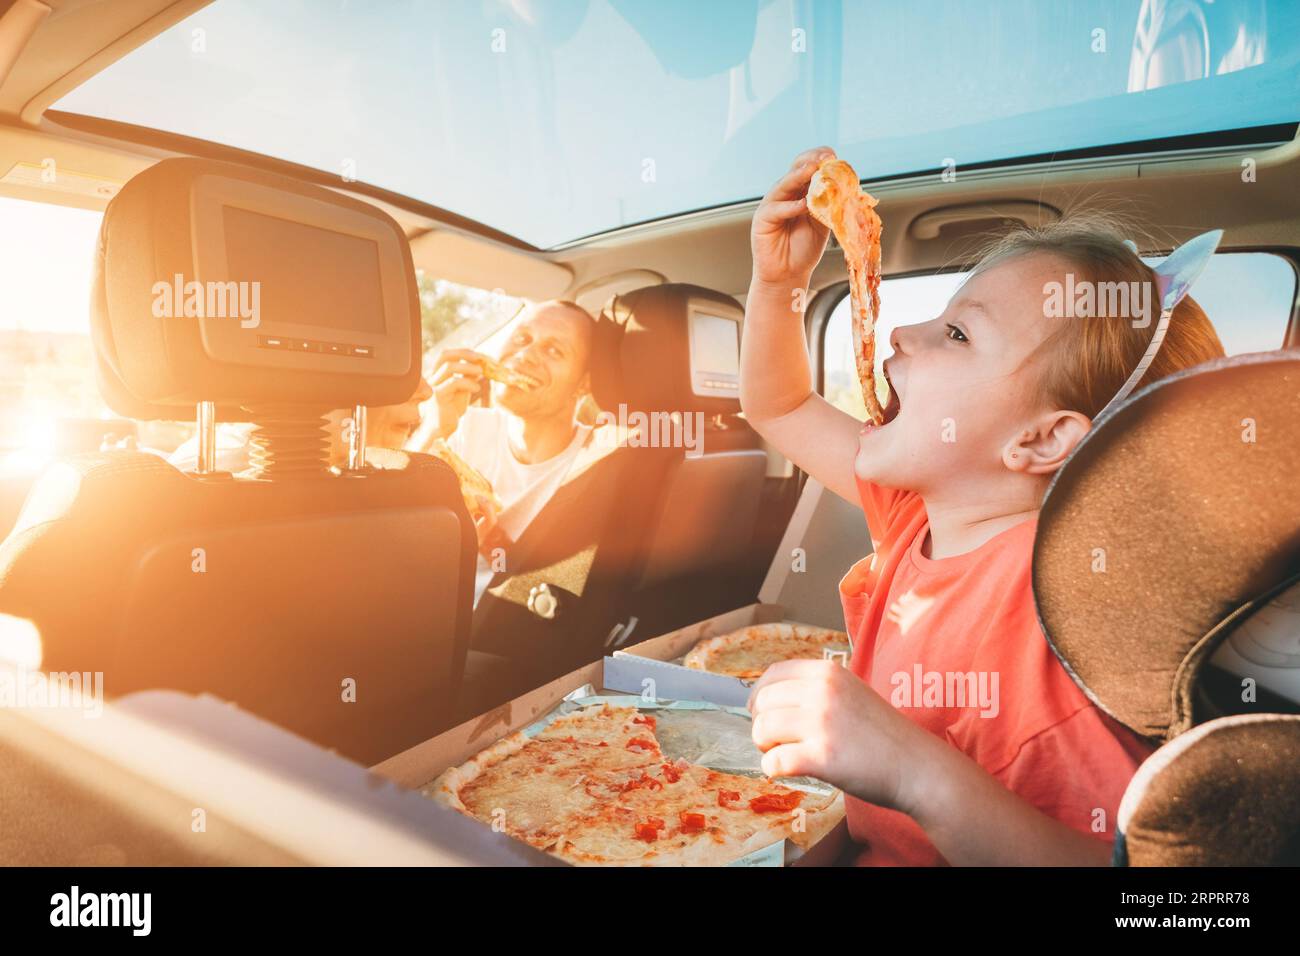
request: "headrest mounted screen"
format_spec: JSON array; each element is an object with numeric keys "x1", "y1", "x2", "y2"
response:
[
  {"x1": 688, "y1": 308, "x2": 741, "y2": 400},
  {"x1": 94, "y1": 158, "x2": 420, "y2": 418},
  {"x1": 590, "y1": 283, "x2": 744, "y2": 416}
]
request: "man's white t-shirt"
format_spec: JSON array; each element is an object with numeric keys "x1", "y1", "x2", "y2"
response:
[{"x1": 448, "y1": 406, "x2": 591, "y2": 605}]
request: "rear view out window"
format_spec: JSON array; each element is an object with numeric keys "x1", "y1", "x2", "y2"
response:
[{"x1": 0, "y1": 196, "x2": 107, "y2": 461}]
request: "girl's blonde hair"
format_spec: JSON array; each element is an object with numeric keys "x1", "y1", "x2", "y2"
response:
[{"x1": 972, "y1": 214, "x2": 1226, "y2": 419}]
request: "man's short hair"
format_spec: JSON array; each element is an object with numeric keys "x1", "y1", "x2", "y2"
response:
[{"x1": 535, "y1": 298, "x2": 595, "y2": 331}]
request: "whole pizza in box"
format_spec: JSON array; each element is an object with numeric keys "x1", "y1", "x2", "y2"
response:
[
  {"x1": 426, "y1": 703, "x2": 840, "y2": 866},
  {"x1": 683, "y1": 623, "x2": 851, "y2": 680}
]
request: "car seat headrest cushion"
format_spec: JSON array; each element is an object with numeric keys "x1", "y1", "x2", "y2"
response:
[
  {"x1": 589, "y1": 283, "x2": 743, "y2": 417},
  {"x1": 1034, "y1": 350, "x2": 1300, "y2": 741},
  {"x1": 92, "y1": 157, "x2": 420, "y2": 419},
  {"x1": 1115, "y1": 713, "x2": 1300, "y2": 866}
]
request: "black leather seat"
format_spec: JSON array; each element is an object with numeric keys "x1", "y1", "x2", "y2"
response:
[
  {"x1": 464, "y1": 284, "x2": 768, "y2": 706},
  {"x1": 0, "y1": 158, "x2": 475, "y2": 766}
]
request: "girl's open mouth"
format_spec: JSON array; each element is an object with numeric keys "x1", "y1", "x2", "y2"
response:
[
  {"x1": 860, "y1": 369, "x2": 900, "y2": 436},
  {"x1": 879, "y1": 365, "x2": 901, "y2": 426}
]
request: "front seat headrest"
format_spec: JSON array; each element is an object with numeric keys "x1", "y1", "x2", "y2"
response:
[
  {"x1": 92, "y1": 157, "x2": 421, "y2": 420},
  {"x1": 1116, "y1": 713, "x2": 1300, "y2": 865},
  {"x1": 1033, "y1": 349, "x2": 1300, "y2": 742},
  {"x1": 589, "y1": 283, "x2": 744, "y2": 417}
]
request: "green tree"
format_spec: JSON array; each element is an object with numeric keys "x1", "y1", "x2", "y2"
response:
[{"x1": 417, "y1": 272, "x2": 524, "y2": 356}]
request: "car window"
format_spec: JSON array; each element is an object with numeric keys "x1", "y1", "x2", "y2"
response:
[
  {"x1": 419, "y1": 273, "x2": 526, "y2": 355},
  {"x1": 416, "y1": 274, "x2": 529, "y2": 429},
  {"x1": 0, "y1": 196, "x2": 107, "y2": 466},
  {"x1": 821, "y1": 252, "x2": 1298, "y2": 420}
]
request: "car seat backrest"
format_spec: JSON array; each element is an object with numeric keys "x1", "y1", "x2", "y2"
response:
[
  {"x1": 1115, "y1": 712, "x2": 1300, "y2": 865},
  {"x1": 592, "y1": 285, "x2": 768, "y2": 606},
  {"x1": 0, "y1": 159, "x2": 475, "y2": 764},
  {"x1": 1033, "y1": 349, "x2": 1300, "y2": 865},
  {"x1": 468, "y1": 284, "x2": 768, "y2": 691}
]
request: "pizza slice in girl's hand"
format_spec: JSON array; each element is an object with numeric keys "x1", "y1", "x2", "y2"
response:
[{"x1": 806, "y1": 156, "x2": 889, "y2": 424}]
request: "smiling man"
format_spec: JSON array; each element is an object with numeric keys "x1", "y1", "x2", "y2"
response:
[{"x1": 423, "y1": 300, "x2": 597, "y2": 603}]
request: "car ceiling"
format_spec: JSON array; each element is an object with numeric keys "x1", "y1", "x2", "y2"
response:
[{"x1": 1, "y1": 0, "x2": 1298, "y2": 311}]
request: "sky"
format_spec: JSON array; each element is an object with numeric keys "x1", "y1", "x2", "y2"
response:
[{"x1": 53, "y1": 0, "x2": 1299, "y2": 247}]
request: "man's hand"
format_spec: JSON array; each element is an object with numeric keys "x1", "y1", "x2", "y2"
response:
[
  {"x1": 430, "y1": 348, "x2": 488, "y2": 439},
  {"x1": 748, "y1": 658, "x2": 925, "y2": 810},
  {"x1": 751, "y1": 146, "x2": 837, "y2": 290}
]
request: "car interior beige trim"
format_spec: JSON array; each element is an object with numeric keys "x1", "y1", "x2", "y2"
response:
[
  {"x1": 571, "y1": 268, "x2": 667, "y2": 313},
  {"x1": 908, "y1": 200, "x2": 1061, "y2": 239},
  {"x1": 0, "y1": 0, "x2": 50, "y2": 93},
  {"x1": 16, "y1": 0, "x2": 210, "y2": 126},
  {"x1": 408, "y1": 228, "x2": 573, "y2": 302}
]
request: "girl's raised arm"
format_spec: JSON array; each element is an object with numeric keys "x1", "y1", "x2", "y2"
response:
[{"x1": 741, "y1": 149, "x2": 865, "y2": 506}]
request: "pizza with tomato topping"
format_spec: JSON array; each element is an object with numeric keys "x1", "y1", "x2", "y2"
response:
[
  {"x1": 683, "y1": 623, "x2": 851, "y2": 680},
  {"x1": 426, "y1": 703, "x2": 841, "y2": 866},
  {"x1": 475, "y1": 354, "x2": 541, "y2": 392},
  {"x1": 806, "y1": 156, "x2": 888, "y2": 424},
  {"x1": 425, "y1": 438, "x2": 501, "y2": 524}
]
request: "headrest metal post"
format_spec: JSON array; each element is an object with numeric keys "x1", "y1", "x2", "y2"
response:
[
  {"x1": 195, "y1": 401, "x2": 217, "y2": 475},
  {"x1": 348, "y1": 404, "x2": 368, "y2": 471}
]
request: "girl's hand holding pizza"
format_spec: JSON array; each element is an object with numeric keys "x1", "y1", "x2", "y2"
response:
[
  {"x1": 747, "y1": 659, "x2": 940, "y2": 815},
  {"x1": 750, "y1": 147, "x2": 837, "y2": 290}
]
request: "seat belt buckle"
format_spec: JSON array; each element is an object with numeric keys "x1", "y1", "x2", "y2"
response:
[{"x1": 526, "y1": 582, "x2": 562, "y2": 621}]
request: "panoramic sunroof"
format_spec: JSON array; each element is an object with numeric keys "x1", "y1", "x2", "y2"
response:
[{"x1": 55, "y1": 0, "x2": 1300, "y2": 249}]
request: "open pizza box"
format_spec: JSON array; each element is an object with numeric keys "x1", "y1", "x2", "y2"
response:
[
  {"x1": 372, "y1": 640, "x2": 848, "y2": 866},
  {"x1": 602, "y1": 604, "x2": 846, "y2": 709},
  {"x1": 372, "y1": 480, "x2": 859, "y2": 866}
]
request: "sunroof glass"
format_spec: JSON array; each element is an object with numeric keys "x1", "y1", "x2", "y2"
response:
[{"x1": 54, "y1": 0, "x2": 1300, "y2": 248}]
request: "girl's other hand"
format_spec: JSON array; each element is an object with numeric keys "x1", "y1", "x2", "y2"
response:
[{"x1": 748, "y1": 658, "x2": 929, "y2": 811}]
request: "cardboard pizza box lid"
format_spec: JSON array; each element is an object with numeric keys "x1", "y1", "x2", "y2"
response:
[{"x1": 603, "y1": 610, "x2": 846, "y2": 708}]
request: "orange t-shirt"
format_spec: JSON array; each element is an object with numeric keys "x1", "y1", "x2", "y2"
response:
[{"x1": 839, "y1": 476, "x2": 1152, "y2": 866}]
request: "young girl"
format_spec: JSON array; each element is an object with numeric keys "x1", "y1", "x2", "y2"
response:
[{"x1": 742, "y1": 148, "x2": 1225, "y2": 866}]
